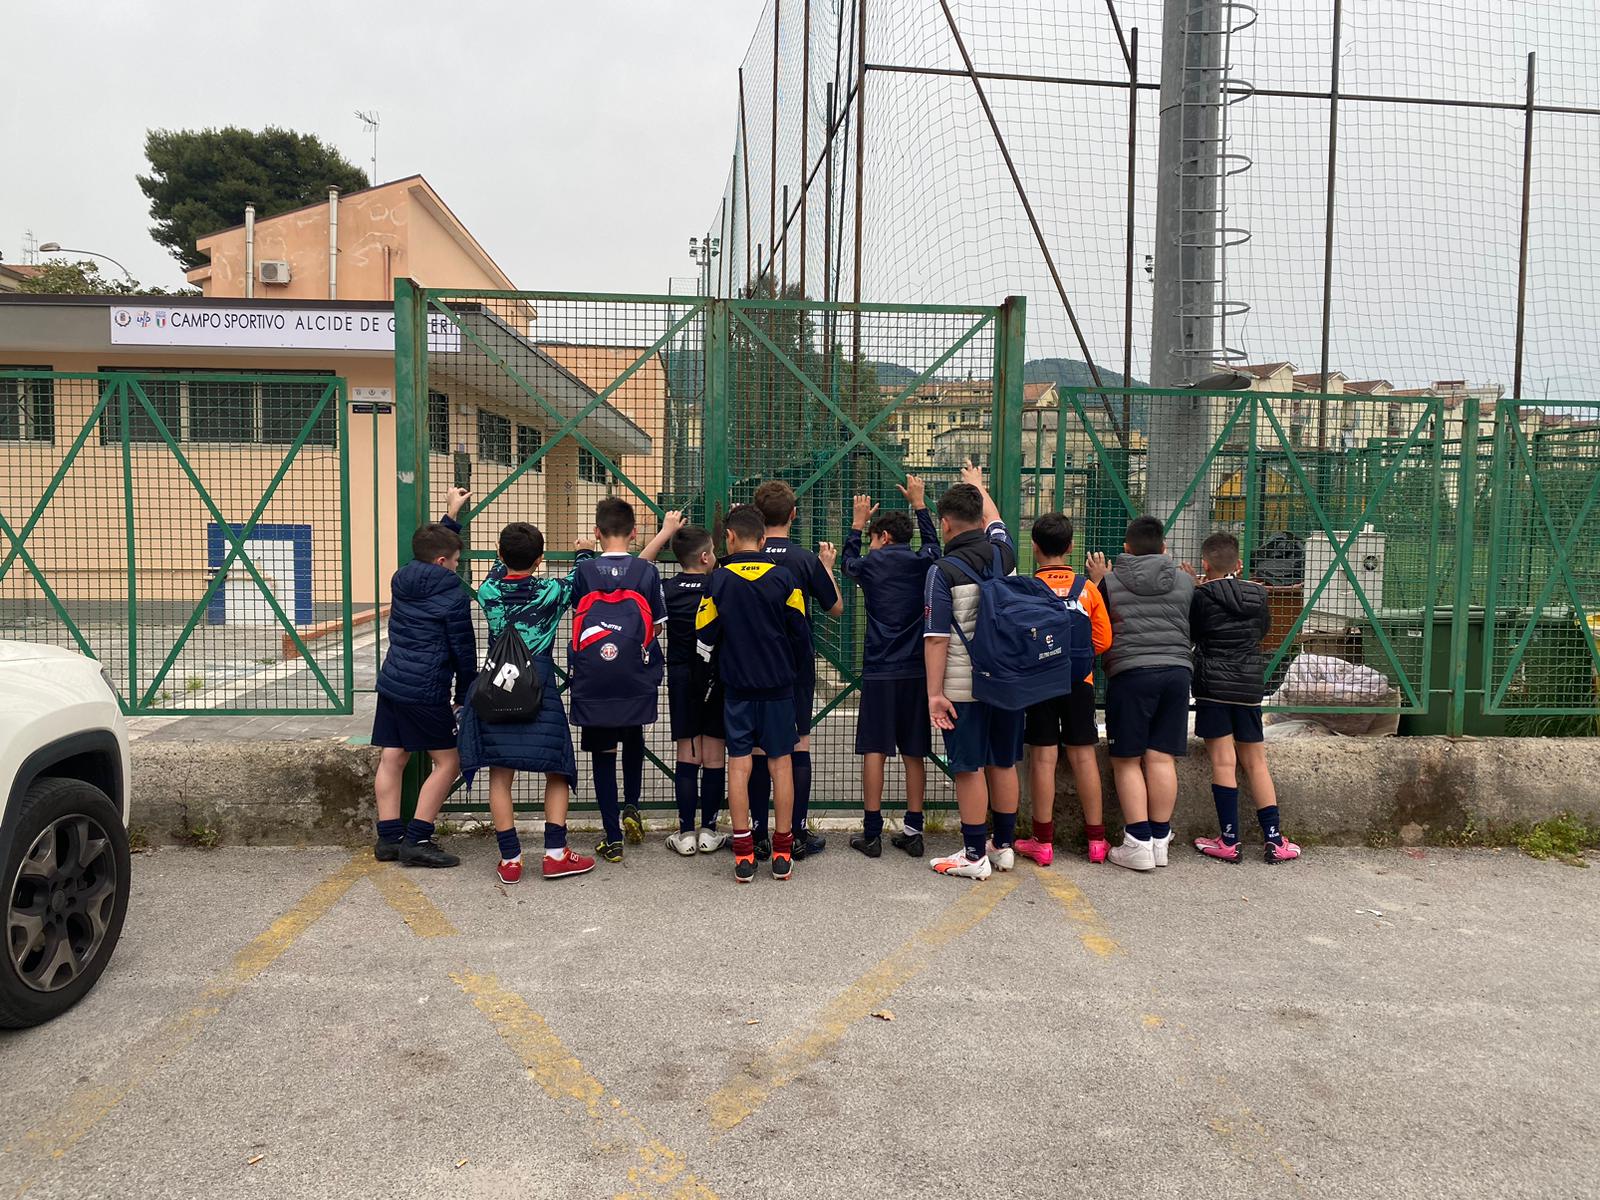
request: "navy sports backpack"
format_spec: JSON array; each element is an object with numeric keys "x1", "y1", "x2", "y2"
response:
[
  {"x1": 568, "y1": 582, "x2": 664, "y2": 728},
  {"x1": 1062, "y1": 574, "x2": 1097, "y2": 683},
  {"x1": 948, "y1": 545, "x2": 1078, "y2": 710}
]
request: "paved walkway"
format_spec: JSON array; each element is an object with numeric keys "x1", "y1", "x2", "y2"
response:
[{"x1": 1, "y1": 845, "x2": 1594, "y2": 1198}]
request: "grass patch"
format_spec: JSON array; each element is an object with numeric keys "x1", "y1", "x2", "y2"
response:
[
  {"x1": 1515, "y1": 813, "x2": 1599, "y2": 867},
  {"x1": 181, "y1": 822, "x2": 221, "y2": 850},
  {"x1": 185, "y1": 675, "x2": 206, "y2": 693}
]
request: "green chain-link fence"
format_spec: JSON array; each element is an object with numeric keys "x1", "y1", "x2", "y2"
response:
[{"x1": 0, "y1": 369, "x2": 352, "y2": 715}]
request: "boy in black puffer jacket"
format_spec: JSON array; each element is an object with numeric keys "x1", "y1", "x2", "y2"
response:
[
  {"x1": 372, "y1": 487, "x2": 476, "y2": 868},
  {"x1": 1189, "y1": 531, "x2": 1301, "y2": 864}
]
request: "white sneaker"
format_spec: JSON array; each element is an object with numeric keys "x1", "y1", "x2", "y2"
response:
[
  {"x1": 1152, "y1": 833, "x2": 1173, "y2": 867},
  {"x1": 1108, "y1": 834, "x2": 1157, "y2": 872},
  {"x1": 986, "y1": 840, "x2": 1016, "y2": 871},
  {"x1": 697, "y1": 827, "x2": 729, "y2": 853},
  {"x1": 930, "y1": 849, "x2": 993, "y2": 880},
  {"x1": 666, "y1": 830, "x2": 698, "y2": 857}
]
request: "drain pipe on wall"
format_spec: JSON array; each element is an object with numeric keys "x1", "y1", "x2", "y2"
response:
[
  {"x1": 244, "y1": 204, "x2": 255, "y2": 298},
  {"x1": 328, "y1": 187, "x2": 339, "y2": 299}
]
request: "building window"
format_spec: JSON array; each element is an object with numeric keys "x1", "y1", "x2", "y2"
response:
[
  {"x1": 516, "y1": 424, "x2": 544, "y2": 471},
  {"x1": 189, "y1": 377, "x2": 256, "y2": 443},
  {"x1": 578, "y1": 445, "x2": 608, "y2": 484},
  {"x1": 0, "y1": 369, "x2": 54, "y2": 444},
  {"x1": 477, "y1": 410, "x2": 512, "y2": 465},
  {"x1": 98, "y1": 368, "x2": 334, "y2": 446},
  {"x1": 428, "y1": 391, "x2": 450, "y2": 455}
]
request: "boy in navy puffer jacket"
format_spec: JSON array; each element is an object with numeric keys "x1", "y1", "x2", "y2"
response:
[{"x1": 372, "y1": 487, "x2": 475, "y2": 868}]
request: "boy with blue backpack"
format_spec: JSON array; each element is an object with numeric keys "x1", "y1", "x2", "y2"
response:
[
  {"x1": 569, "y1": 497, "x2": 669, "y2": 863},
  {"x1": 924, "y1": 464, "x2": 1076, "y2": 880},
  {"x1": 1015, "y1": 513, "x2": 1113, "y2": 867}
]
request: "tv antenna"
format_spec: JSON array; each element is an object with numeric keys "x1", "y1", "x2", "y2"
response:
[{"x1": 354, "y1": 111, "x2": 380, "y2": 184}]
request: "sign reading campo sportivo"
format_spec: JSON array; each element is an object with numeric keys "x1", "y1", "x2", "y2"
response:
[{"x1": 109, "y1": 304, "x2": 460, "y2": 352}]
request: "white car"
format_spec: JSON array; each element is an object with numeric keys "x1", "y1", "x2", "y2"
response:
[{"x1": 0, "y1": 641, "x2": 131, "y2": 1028}]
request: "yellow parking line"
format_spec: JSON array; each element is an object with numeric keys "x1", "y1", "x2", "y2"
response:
[
  {"x1": 452, "y1": 971, "x2": 719, "y2": 1200},
  {"x1": 3, "y1": 853, "x2": 374, "y2": 1199},
  {"x1": 1030, "y1": 864, "x2": 1123, "y2": 956},
  {"x1": 367, "y1": 864, "x2": 459, "y2": 938},
  {"x1": 706, "y1": 871, "x2": 1021, "y2": 1134}
]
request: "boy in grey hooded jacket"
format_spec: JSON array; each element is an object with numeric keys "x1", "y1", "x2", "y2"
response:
[{"x1": 1086, "y1": 514, "x2": 1194, "y2": 872}]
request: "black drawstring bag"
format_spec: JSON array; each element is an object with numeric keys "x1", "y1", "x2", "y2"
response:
[{"x1": 471, "y1": 627, "x2": 543, "y2": 724}]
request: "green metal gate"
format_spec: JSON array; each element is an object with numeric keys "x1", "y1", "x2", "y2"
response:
[
  {"x1": 0, "y1": 369, "x2": 352, "y2": 715},
  {"x1": 1482, "y1": 400, "x2": 1600, "y2": 723},
  {"x1": 1046, "y1": 385, "x2": 1450, "y2": 717},
  {"x1": 393, "y1": 285, "x2": 1019, "y2": 814}
]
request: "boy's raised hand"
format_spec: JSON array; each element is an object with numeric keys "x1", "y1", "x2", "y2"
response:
[
  {"x1": 446, "y1": 486, "x2": 472, "y2": 518},
  {"x1": 1085, "y1": 551, "x2": 1111, "y2": 583},
  {"x1": 573, "y1": 535, "x2": 596, "y2": 552},
  {"x1": 960, "y1": 460, "x2": 984, "y2": 489},
  {"x1": 851, "y1": 494, "x2": 878, "y2": 531},
  {"x1": 661, "y1": 509, "x2": 686, "y2": 535},
  {"x1": 895, "y1": 474, "x2": 927, "y2": 509},
  {"x1": 818, "y1": 541, "x2": 838, "y2": 571}
]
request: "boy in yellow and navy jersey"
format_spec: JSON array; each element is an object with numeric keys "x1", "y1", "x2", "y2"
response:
[{"x1": 695, "y1": 505, "x2": 814, "y2": 883}]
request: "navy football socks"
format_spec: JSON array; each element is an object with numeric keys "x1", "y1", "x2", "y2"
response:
[
  {"x1": 544, "y1": 822, "x2": 568, "y2": 854},
  {"x1": 1125, "y1": 819, "x2": 1152, "y2": 842},
  {"x1": 863, "y1": 809, "x2": 884, "y2": 840},
  {"x1": 495, "y1": 826, "x2": 522, "y2": 861},
  {"x1": 621, "y1": 728, "x2": 645, "y2": 807},
  {"x1": 1257, "y1": 804, "x2": 1284, "y2": 846},
  {"x1": 376, "y1": 818, "x2": 405, "y2": 845},
  {"x1": 960, "y1": 821, "x2": 988, "y2": 861},
  {"x1": 1150, "y1": 820, "x2": 1172, "y2": 840},
  {"x1": 404, "y1": 818, "x2": 435, "y2": 846},
  {"x1": 674, "y1": 762, "x2": 699, "y2": 834},
  {"x1": 592, "y1": 752, "x2": 623, "y2": 843},
  {"x1": 903, "y1": 809, "x2": 924, "y2": 835},
  {"x1": 1212, "y1": 784, "x2": 1241, "y2": 845},
  {"x1": 992, "y1": 810, "x2": 1017, "y2": 849},
  {"x1": 792, "y1": 750, "x2": 813, "y2": 830},
  {"x1": 749, "y1": 756, "x2": 771, "y2": 836},
  {"x1": 700, "y1": 767, "x2": 725, "y2": 828}
]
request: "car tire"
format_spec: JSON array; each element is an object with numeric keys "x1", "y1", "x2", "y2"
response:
[{"x1": 0, "y1": 777, "x2": 131, "y2": 1029}]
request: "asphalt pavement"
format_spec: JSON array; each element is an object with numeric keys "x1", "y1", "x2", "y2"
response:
[{"x1": 1, "y1": 842, "x2": 1595, "y2": 1199}]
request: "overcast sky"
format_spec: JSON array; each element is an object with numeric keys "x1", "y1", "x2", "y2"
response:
[{"x1": 1, "y1": 0, "x2": 758, "y2": 293}]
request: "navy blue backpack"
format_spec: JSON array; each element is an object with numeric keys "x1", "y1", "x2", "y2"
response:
[
  {"x1": 1062, "y1": 574, "x2": 1097, "y2": 684},
  {"x1": 948, "y1": 546, "x2": 1078, "y2": 710}
]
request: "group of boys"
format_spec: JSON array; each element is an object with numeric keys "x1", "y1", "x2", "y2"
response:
[{"x1": 369, "y1": 464, "x2": 1297, "y2": 886}]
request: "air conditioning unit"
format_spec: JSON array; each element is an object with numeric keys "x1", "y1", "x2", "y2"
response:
[
  {"x1": 258, "y1": 261, "x2": 291, "y2": 284},
  {"x1": 1303, "y1": 527, "x2": 1385, "y2": 622}
]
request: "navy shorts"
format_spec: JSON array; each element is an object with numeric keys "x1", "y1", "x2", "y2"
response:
[
  {"x1": 1194, "y1": 700, "x2": 1264, "y2": 744},
  {"x1": 942, "y1": 701, "x2": 1025, "y2": 775},
  {"x1": 580, "y1": 725, "x2": 644, "y2": 754},
  {"x1": 1105, "y1": 666, "x2": 1191, "y2": 758},
  {"x1": 1024, "y1": 682, "x2": 1099, "y2": 748},
  {"x1": 371, "y1": 696, "x2": 457, "y2": 753},
  {"x1": 668, "y1": 664, "x2": 726, "y2": 741},
  {"x1": 855, "y1": 676, "x2": 933, "y2": 758},
  {"x1": 724, "y1": 694, "x2": 798, "y2": 758},
  {"x1": 794, "y1": 666, "x2": 815, "y2": 739}
]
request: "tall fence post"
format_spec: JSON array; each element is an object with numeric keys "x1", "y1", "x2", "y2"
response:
[
  {"x1": 1447, "y1": 392, "x2": 1482, "y2": 736},
  {"x1": 392, "y1": 277, "x2": 432, "y2": 819},
  {"x1": 704, "y1": 299, "x2": 731, "y2": 534},
  {"x1": 991, "y1": 295, "x2": 1027, "y2": 533}
]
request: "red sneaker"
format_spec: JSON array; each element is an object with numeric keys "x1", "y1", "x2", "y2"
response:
[
  {"x1": 1014, "y1": 836, "x2": 1054, "y2": 867},
  {"x1": 496, "y1": 857, "x2": 524, "y2": 885},
  {"x1": 542, "y1": 847, "x2": 597, "y2": 879}
]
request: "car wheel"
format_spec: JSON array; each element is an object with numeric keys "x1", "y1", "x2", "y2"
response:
[{"x1": 0, "y1": 777, "x2": 131, "y2": 1029}]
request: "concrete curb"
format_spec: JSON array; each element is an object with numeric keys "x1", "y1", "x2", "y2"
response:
[{"x1": 128, "y1": 735, "x2": 1600, "y2": 847}]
